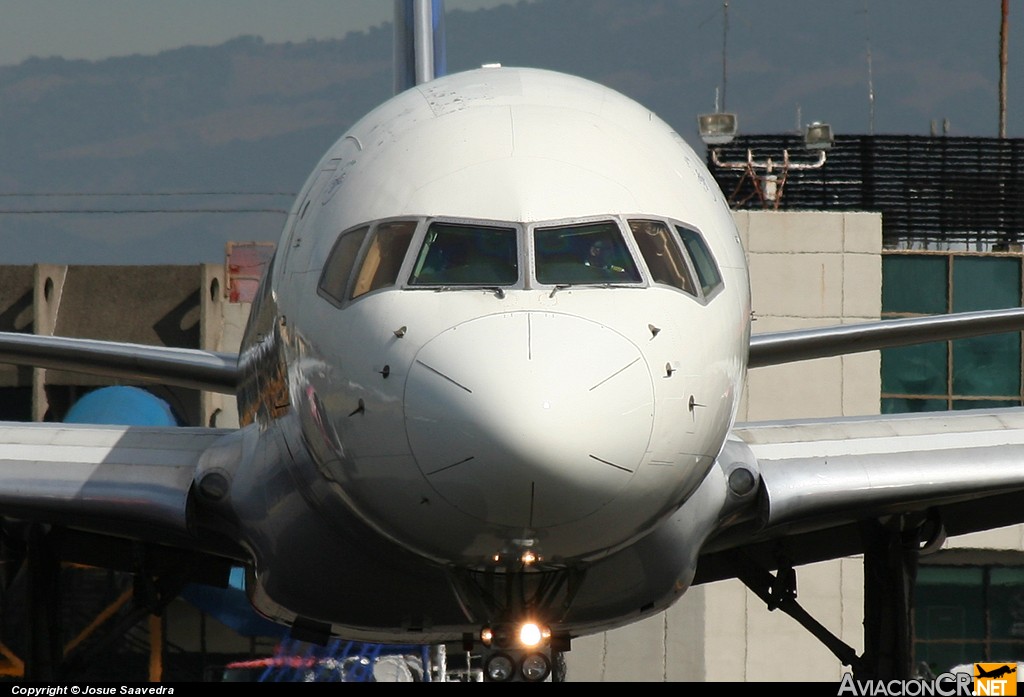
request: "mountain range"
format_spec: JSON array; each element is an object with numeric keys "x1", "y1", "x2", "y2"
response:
[{"x1": 0, "y1": 0, "x2": 1017, "y2": 264}]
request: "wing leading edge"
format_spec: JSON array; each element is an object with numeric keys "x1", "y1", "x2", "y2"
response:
[
  {"x1": 0, "y1": 331, "x2": 239, "y2": 394},
  {"x1": 0, "y1": 421, "x2": 238, "y2": 551},
  {"x1": 699, "y1": 409, "x2": 1024, "y2": 588},
  {"x1": 0, "y1": 332, "x2": 246, "y2": 570},
  {"x1": 702, "y1": 306, "x2": 1024, "y2": 585},
  {"x1": 748, "y1": 306, "x2": 1024, "y2": 368}
]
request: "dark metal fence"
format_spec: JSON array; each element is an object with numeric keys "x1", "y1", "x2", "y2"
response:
[{"x1": 706, "y1": 135, "x2": 1024, "y2": 249}]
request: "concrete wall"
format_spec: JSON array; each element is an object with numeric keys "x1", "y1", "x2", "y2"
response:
[{"x1": 0, "y1": 263, "x2": 239, "y2": 426}]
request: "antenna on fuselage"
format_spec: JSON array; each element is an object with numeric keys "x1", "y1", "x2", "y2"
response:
[{"x1": 393, "y1": 0, "x2": 447, "y2": 94}]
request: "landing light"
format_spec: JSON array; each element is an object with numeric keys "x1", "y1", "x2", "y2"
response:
[
  {"x1": 519, "y1": 622, "x2": 543, "y2": 648},
  {"x1": 520, "y1": 652, "x2": 552, "y2": 682},
  {"x1": 484, "y1": 652, "x2": 515, "y2": 681},
  {"x1": 481, "y1": 621, "x2": 550, "y2": 649}
]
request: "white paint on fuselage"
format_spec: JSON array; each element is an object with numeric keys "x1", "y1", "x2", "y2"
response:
[{"x1": 270, "y1": 67, "x2": 750, "y2": 570}]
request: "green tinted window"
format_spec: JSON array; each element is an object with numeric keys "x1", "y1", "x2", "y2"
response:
[
  {"x1": 953, "y1": 257, "x2": 1020, "y2": 312},
  {"x1": 989, "y1": 568, "x2": 1024, "y2": 641},
  {"x1": 534, "y1": 221, "x2": 641, "y2": 285},
  {"x1": 881, "y1": 342, "x2": 947, "y2": 396},
  {"x1": 675, "y1": 226, "x2": 722, "y2": 296},
  {"x1": 881, "y1": 397, "x2": 949, "y2": 414},
  {"x1": 915, "y1": 565, "x2": 1024, "y2": 674},
  {"x1": 882, "y1": 255, "x2": 947, "y2": 314},
  {"x1": 915, "y1": 566, "x2": 985, "y2": 672},
  {"x1": 881, "y1": 253, "x2": 1023, "y2": 412},
  {"x1": 409, "y1": 222, "x2": 518, "y2": 286},
  {"x1": 952, "y1": 334, "x2": 1021, "y2": 396}
]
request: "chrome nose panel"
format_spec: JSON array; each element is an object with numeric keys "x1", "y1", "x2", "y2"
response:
[{"x1": 405, "y1": 312, "x2": 655, "y2": 528}]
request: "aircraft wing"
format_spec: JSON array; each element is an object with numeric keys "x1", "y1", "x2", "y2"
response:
[
  {"x1": 0, "y1": 418, "x2": 250, "y2": 579},
  {"x1": 0, "y1": 332, "x2": 240, "y2": 394},
  {"x1": 698, "y1": 408, "x2": 1024, "y2": 584},
  {"x1": 699, "y1": 307, "x2": 1024, "y2": 585},
  {"x1": 748, "y1": 306, "x2": 1024, "y2": 368},
  {"x1": 0, "y1": 421, "x2": 228, "y2": 541},
  {"x1": 0, "y1": 330, "x2": 245, "y2": 575}
]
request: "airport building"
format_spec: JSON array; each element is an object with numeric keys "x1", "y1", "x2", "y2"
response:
[{"x1": 0, "y1": 135, "x2": 1022, "y2": 681}]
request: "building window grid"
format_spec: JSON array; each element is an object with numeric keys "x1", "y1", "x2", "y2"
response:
[
  {"x1": 881, "y1": 250, "x2": 1024, "y2": 412},
  {"x1": 914, "y1": 565, "x2": 1024, "y2": 671}
]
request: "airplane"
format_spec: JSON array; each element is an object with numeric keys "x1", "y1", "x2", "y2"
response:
[
  {"x1": 975, "y1": 664, "x2": 1017, "y2": 680},
  {"x1": 4, "y1": 0, "x2": 1024, "y2": 683}
]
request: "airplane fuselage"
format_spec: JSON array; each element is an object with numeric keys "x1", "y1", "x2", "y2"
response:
[{"x1": 229, "y1": 66, "x2": 751, "y2": 642}]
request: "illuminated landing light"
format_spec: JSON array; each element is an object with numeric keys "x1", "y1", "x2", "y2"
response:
[
  {"x1": 481, "y1": 621, "x2": 550, "y2": 649},
  {"x1": 519, "y1": 622, "x2": 543, "y2": 648},
  {"x1": 521, "y1": 549, "x2": 538, "y2": 565}
]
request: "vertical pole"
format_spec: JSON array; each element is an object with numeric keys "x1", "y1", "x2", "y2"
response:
[
  {"x1": 411, "y1": 0, "x2": 435, "y2": 86},
  {"x1": 25, "y1": 525, "x2": 61, "y2": 681},
  {"x1": 999, "y1": 0, "x2": 1009, "y2": 138},
  {"x1": 721, "y1": 2, "x2": 729, "y2": 112},
  {"x1": 860, "y1": 518, "x2": 919, "y2": 680},
  {"x1": 393, "y1": 0, "x2": 447, "y2": 94}
]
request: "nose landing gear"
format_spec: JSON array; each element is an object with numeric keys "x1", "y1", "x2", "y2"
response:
[{"x1": 470, "y1": 622, "x2": 569, "y2": 682}]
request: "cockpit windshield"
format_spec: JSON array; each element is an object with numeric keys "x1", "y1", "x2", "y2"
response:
[
  {"x1": 320, "y1": 215, "x2": 719, "y2": 305},
  {"x1": 408, "y1": 222, "x2": 519, "y2": 286},
  {"x1": 534, "y1": 221, "x2": 642, "y2": 285}
]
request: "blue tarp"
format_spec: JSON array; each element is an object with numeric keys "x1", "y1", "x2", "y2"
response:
[
  {"x1": 180, "y1": 567, "x2": 289, "y2": 638},
  {"x1": 64, "y1": 385, "x2": 178, "y2": 426}
]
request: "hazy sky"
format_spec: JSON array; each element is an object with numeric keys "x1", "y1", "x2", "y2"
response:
[{"x1": 0, "y1": 0, "x2": 519, "y2": 67}]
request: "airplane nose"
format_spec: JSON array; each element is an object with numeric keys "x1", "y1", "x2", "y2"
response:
[{"x1": 405, "y1": 312, "x2": 654, "y2": 528}]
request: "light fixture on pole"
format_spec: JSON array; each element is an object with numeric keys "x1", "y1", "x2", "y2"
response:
[
  {"x1": 804, "y1": 121, "x2": 833, "y2": 152},
  {"x1": 705, "y1": 120, "x2": 834, "y2": 209},
  {"x1": 697, "y1": 112, "x2": 738, "y2": 146}
]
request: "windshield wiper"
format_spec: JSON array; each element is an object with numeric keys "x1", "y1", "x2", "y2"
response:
[{"x1": 428, "y1": 285, "x2": 507, "y2": 298}]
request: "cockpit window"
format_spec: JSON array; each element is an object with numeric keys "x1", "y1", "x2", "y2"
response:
[
  {"x1": 350, "y1": 220, "x2": 416, "y2": 299},
  {"x1": 534, "y1": 221, "x2": 641, "y2": 284},
  {"x1": 409, "y1": 222, "x2": 518, "y2": 286},
  {"x1": 628, "y1": 220, "x2": 697, "y2": 295},
  {"x1": 675, "y1": 225, "x2": 723, "y2": 296},
  {"x1": 319, "y1": 225, "x2": 369, "y2": 304}
]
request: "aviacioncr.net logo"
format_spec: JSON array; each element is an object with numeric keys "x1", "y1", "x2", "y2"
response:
[
  {"x1": 972, "y1": 663, "x2": 1018, "y2": 696},
  {"x1": 837, "y1": 671, "x2": 973, "y2": 696}
]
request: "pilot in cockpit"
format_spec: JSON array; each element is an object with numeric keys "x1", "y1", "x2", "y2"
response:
[
  {"x1": 584, "y1": 240, "x2": 607, "y2": 268},
  {"x1": 584, "y1": 239, "x2": 625, "y2": 274}
]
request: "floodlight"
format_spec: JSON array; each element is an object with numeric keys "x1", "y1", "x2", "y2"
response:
[
  {"x1": 698, "y1": 112, "x2": 738, "y2": 145},
  {"x1": 804, "y1": 122, "x2": 833, "y2": 151}
]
